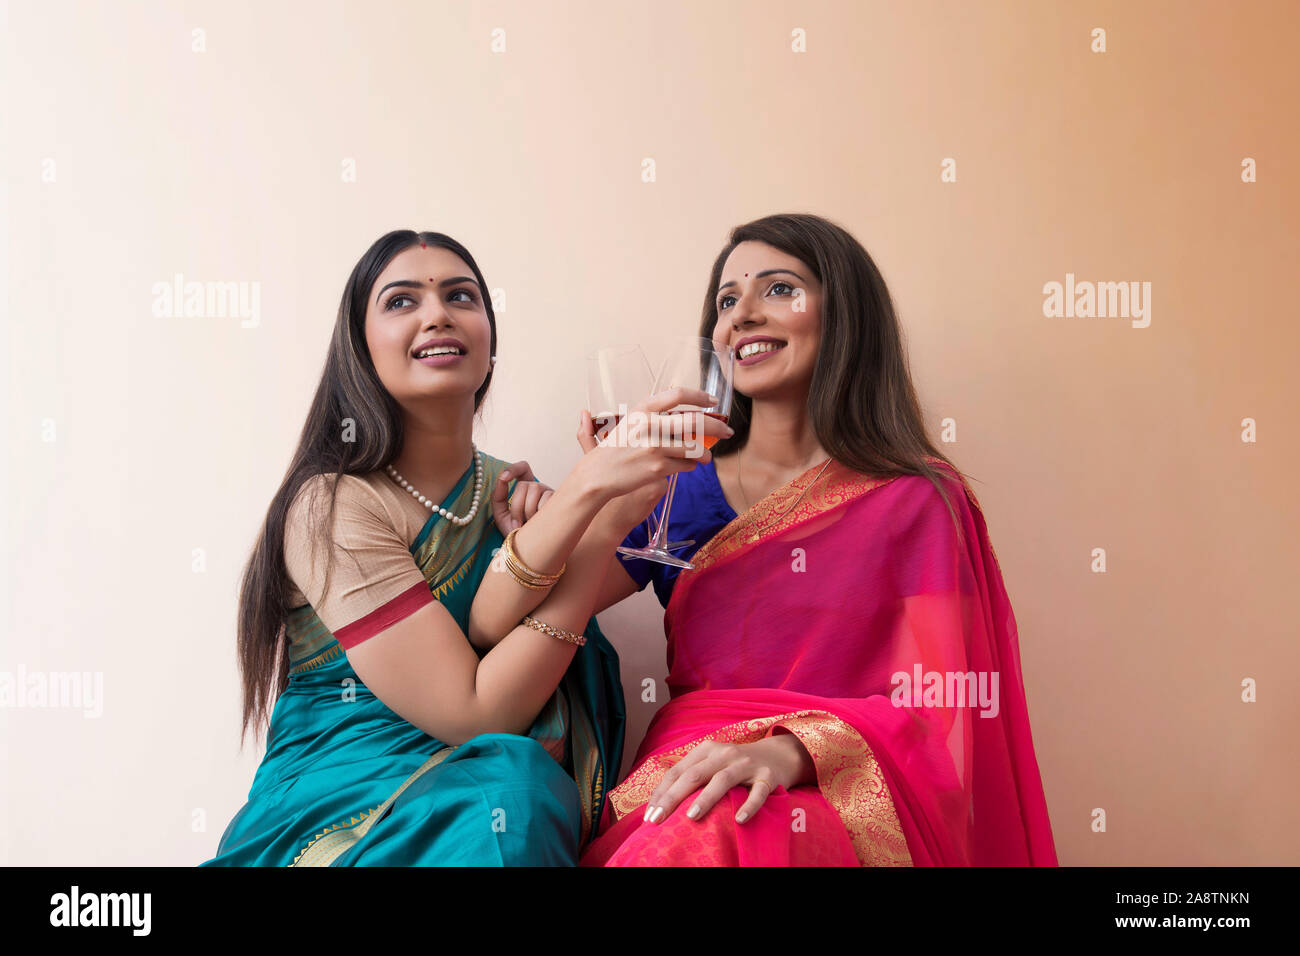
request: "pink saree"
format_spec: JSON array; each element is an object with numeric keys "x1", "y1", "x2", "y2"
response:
[{"x1": 581, "y1": 457, "x2": 1058, "y2": 866}]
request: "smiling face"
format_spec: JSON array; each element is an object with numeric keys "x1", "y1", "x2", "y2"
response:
[
  {"x1": 363, "y1": 244, "x2": 493, "y2": 409},
  {"x1": 709, "y1": 241, "x2": 823, "y2": 400}
]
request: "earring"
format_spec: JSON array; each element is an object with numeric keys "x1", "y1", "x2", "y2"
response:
[{"x1": 491, "y1": 356, "x2": 497, "y2": 365}]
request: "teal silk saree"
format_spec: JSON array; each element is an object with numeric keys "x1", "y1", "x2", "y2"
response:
[{"x1": 201, "y1": 453, "x2": 624, "y2": 866}]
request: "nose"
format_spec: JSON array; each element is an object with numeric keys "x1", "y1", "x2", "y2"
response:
[
  {"x1": 419, "y1": 297, "x2": 455, "y2": 331},
  {"x1": 729, "y1": 289, "x2": 764, "y2": 335}
]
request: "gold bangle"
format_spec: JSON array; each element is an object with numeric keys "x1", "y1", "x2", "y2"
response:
[
  {"x1": 503, "y1": 528, "x2": 565, "y2": 588},
  {"x1": 505, "y1": 573, "x2": 552, "y2": 591},
  {"x1": 501, "y1": 541, "x2": 552, "y2": 590},
  {"x1": 504, "y1": 527, "x2": 561, "y2": 577},
  {"x1": 503, "y1": 532, "x2": 560, "y2": 588},
  {"x1": 521, "y1": 615, "x2": 587, "y2": 647}
]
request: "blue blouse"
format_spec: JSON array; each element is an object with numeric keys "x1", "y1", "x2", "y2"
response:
[{"x1": 617, "y1": 458, "x2": 738, "y2": 609}]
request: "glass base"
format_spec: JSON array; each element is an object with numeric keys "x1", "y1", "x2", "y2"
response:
[{"x1": 616, "y1": 545, "x2": 696, "y2": 569}]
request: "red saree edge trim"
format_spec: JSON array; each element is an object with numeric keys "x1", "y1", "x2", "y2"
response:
[{"x1": 333, "y1": 579, "x2": 435, "y2": 649}]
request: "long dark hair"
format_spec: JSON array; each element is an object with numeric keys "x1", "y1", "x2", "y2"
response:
[
  {"x1": 701, "y1": 212, "x2": 971, "y2": 541},
  {"x1": 235, "y1": 230, "x2": 497, "y2": 747}
]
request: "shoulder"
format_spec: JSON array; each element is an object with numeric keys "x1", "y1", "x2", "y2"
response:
[
  {"x1": 284, "y1": 473, "x2": 412, "y2": 579},
  {"x1": 843, "y1": 457, "x2": 968, "y2": 499},
  {"x1": 288, "y1": 472, "x2": 386, "y2": 515},
  {"x1": 285, "y1": 473, "x2": 395, "y2": 543},
  {"x1": 899, "y1": 457, "x2": 972, "y2": 502},
  {"x1": 914, "y1": 457, "x2": 975, "y2": 503},
  {"x1": 875, "y1": 458, "x2": 980, "y2": 531}
]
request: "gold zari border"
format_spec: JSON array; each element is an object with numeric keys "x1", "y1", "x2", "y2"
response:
[
  {"x1": 688, "y1": 455, "x2": 1001, "y2": 586},
  {"x1": 770, "y1": 713, "x2": 912, "y2": 866},
  {"x1": 288, "y1": 643, "x2": 343, "y2": 677},
  {"x1": 288, "y1": 746, "x2": 456, "y2": 867},
  {"x1": 684, "y1": 459, "x2": 898, "y2": 577},
  {"x1": 606, "y1": 710, "x2": 911, "y2": 867}
]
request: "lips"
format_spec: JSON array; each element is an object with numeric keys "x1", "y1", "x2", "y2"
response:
[
  {"x1": 411, "y1": 337, "x2": 466, "y2": 358},
  {"x1": 735, "y1": 335, "x2": 787, "y2": 362}
]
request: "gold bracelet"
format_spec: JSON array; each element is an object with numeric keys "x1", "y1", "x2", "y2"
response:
[
  {"x1": 501, "y1": 550, "x2": 551, "y2": 590},
  {"x1": 504, "y1": 527, "x2": 563, "y2": 578},
  {"x1": 521, "y1": 615, "x2": 587, "y2": 647},
  {"x1": 503, "y1": 528, "x2": 565, "y2": 588},
  {"x1": 503, "y1": 530, "x2": 562, "y2": 588},
  {"x1": 504, "y1": 573, "x2": 552, "y2": 591}
]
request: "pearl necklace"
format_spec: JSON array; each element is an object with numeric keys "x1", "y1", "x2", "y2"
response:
[{"x1": 385, "y1": 445, "x2": 484, "y2": 527}]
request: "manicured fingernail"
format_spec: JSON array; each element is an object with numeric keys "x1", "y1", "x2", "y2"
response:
[
  {"x1": 649, "y1": 806, "x2": 665, "y2": 824},
  {"x1": 686, "y1": 803, "x2": 701, "y2": 820},
  {"x1": 735, "y1": 810, "x2": 749, "y2": 824},
  {"x1": 643, "y1": 805, "x2": 654, "y2": 822}
]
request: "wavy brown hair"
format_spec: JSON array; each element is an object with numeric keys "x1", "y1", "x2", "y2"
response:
[
  {"x1": 701, "y1": 212, "x2": 972, "y2": 542},
  {"x1": 234, "y1": 230, "x2": 497, "y2": 748}
]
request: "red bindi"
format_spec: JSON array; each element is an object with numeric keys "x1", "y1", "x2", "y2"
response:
[{"x1": 420, "y1": 243, "x2": 427, "y2": 249}]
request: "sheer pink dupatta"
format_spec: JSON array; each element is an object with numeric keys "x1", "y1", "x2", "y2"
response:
[{"x1": 583, "y1": 459, "x2": 1058, "y2": 866}]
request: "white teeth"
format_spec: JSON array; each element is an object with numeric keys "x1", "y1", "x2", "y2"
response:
[
  {"x1": 416, "y1": 346, "x2": 462, "y2": 358},
  {"x1": 739, "y1": 341, "x2": 784, "y2": 359}
]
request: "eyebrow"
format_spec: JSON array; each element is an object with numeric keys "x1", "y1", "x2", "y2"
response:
[
  {"x1": 375, "y1": 276, "x2": 479, "y2": 304},
  {"x1": 716, "y1": 268, "x2": 806, "y2": 295}
]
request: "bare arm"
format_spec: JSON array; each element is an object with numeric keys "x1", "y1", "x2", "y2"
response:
[
  {"x1": 468, "y1": 388, "x2": 731, "y2": 650},
  {"x1": 346, "y1": 521, "x2": 625, "y2": 744},
  {"x1": 470, "y1": 500, "x2": 646, "y2": 652},
  {"x1": 591, "y1": 542, "x2": 641, "y2": 614},
  {"x1": 467, "y1": 471, "x2": 604, "y2": 650}
]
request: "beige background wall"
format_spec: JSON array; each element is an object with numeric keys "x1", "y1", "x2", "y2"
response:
[{"x1": 3, "y1": 0, "x2": 1296, "y2": 865}]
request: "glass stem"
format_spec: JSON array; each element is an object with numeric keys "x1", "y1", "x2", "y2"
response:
[{"x1": 647, "y1": 472, "x2": 680, "y2": 550}]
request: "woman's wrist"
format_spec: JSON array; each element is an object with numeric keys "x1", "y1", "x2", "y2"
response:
[
  {"x1": 567, "y1": 453, "x2": 624, "y2": 509},
  {"x1": 765, "y1": 729, "x2": 817, "y2": 788},
  {"x1": 525, "y1": 529, "x2": 619, "y2": 635},
  {"x1": 546, "y1": 463, "x2": 610, "y2": 525},
  {"x1": 505, "y1": 473, "x2": 605, "y2": 575}
]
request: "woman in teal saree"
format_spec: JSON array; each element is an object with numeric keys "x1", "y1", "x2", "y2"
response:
[
  {"x1": 203, "y1": 452, "x2": 622, "y2": 866},
  {"x1": 201, "y1": 229, "x2": 728, "y2": 866}
]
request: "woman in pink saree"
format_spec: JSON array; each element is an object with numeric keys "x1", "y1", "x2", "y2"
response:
[{"x1": 578, "y1": 213, "x2": 1058, "y2": 866}]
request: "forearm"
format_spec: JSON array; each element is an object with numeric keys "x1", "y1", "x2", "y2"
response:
[
  {"x1": 469, "y1": 525, "x2": 623, "y2": 733},
  {"x1": 468, "y1": 474, "x2": 607, "y2": 649},
  {"x1": 526, "y1": 498, "x2": 639, "y2": 619}
]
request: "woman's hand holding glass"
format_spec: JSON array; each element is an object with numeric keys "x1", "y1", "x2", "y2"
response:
[{"x1": 574, "y1": 386, "x2": 733, "y2": 539}]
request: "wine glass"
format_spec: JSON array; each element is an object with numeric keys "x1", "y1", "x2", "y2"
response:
[
  {"x1": 585, "y1": 345, "x2": 652, "y2": 442},
  {"x1": 585, "y1": 345, "x2": 694, "y2": 551},
  {"x1": 615, "y1": 336, "x2": 735, "y2": 570}
]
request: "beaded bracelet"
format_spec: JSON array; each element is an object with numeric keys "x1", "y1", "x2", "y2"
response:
[{"x1": 521, "y1": 615, "x2": 587, "y2": 647}]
